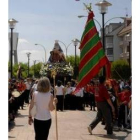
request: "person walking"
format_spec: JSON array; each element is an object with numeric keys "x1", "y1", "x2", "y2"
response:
[
  {"x1": 24, "y1": 78, "x2": 32, "y2": 104},
  {"x1": 55, "y1": 80, "x2": 65, "y2": 111},
  {"x1": 88, "y1": 76, "x2": 115, "y2": 135},
  {"x1": 28, "y1": 77, "x2": 57, "y2": 140}
]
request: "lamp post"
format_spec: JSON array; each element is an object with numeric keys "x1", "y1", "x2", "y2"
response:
[
  {"x1": 78, "y1": 15, "x2": 124, "y2": 29},
  {"x1": 72, "y1": 38, "x2": 80, "y2": 79},
  {"x1": 55, "y1": 40, "x2": 72, "y2": 58},
  {"x1": 26, "y1": 52, "x2": 31, "y2": 77},
  {"x1": 35, "y1": 44, "x2": 47, "y2": 62},
  {"x1": 95, "y1": 0, "x2": 112, "y2": 77},
  {"x1": 8, "y1": 18, "x2": 18, "y2": 79}
]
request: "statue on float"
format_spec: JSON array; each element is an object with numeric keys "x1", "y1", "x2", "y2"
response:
[
  {"x1": 48, "y1": 40, "x2": 66, "y2": 63},
  {"x1": 40, "y1": 40, "x2": 73, "y2": 78}
]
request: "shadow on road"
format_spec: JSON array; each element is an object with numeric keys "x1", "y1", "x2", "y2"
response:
[
  {"x1": 18, "y1": 114, "x2": 28, "y2": 118},
  {"x1": 8, "y1": 121, "x2": 15, "y2": 132},
  {"x1": 8, "y1": 136, "x2": 16, "y2": 139},
  {"x1": 93, "y1": 129, "x2": 132, "y2": 139}
]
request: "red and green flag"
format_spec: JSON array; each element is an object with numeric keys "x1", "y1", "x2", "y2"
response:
[{"x1": 76, "y1": 10, "x2": 111, "y2": 89}]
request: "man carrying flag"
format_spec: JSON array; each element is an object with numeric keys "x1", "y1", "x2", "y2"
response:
[{"x1": 75, "y1": 5, "x2": 114, "y2": 135}]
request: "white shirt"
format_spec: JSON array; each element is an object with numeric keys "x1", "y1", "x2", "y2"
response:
[
  {"x1": 25, "y1": 82, "x2": 31, "y2": 90},
  {"x1": 75, "y1": 88, "x2": 84, "y2": 97},
  {"x1": 66, "y1": 87, "x2": 73, "y2": 95},
  {"x1": 34, "y1": 91, "x2": 51, "y2": 120},
  {"x1": 55, "y1": 85, "x2": 64, "y2": 96}
]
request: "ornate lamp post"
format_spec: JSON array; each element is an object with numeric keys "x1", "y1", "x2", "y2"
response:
[
  {"x1": 8, "y1": 18, "x2": 18, "y2": 79},
  {"x1": 72, "y1": 38, "x2": 80, "y2": 79},
  {"x1": 95, "y1": 0, "x2": 112, "y2": 77}
]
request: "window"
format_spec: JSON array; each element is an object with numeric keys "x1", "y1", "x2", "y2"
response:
[{"x1": 107, "y1": 48, "x2": 113, "y2": 55}]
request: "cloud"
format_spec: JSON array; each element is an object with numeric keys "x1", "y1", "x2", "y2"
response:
[{"x1": 18, "y1": 38, "x2": 29, "y2": 44}]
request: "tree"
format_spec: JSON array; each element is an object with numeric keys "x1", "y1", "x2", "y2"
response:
[
  {"x1": 66, "y1": 55, "x2": 80, "y2": 67},
  {"x1": 111, "y1": 60, "x2": 131, "y2": 80},
  {"x1": 30, "y1": 62, "x2": 42, "y2": 78}
]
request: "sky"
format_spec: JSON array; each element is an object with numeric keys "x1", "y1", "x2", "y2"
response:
[{"x1": 8, "y1": 0, "x2": 132, "y2": 65}]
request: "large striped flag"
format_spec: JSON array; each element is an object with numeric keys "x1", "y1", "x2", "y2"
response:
[{"x1": 76, "y1": 10, "x2": 111, "y2": 89}]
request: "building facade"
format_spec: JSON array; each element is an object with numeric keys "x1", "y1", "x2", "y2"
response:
[
  {"x1": 118, "y1": 18, "x2": 132, "y2": 68},
  {"x1": 104, "y1": 23, "x2": 124, "y2": 62}
]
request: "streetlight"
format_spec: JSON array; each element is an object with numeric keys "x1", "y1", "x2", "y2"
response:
[
  {"x1": 72, "y1": 38, "x2": 80, "y2": 79},
  {"x1": 78, "y1": 15, "x2": 102, "y2": 29},
  {"x1": 26, "y1": 52, "x2": 31, "y2": 77},
  {"x1": 55, "y1": 40, "x2": 73, "y2": 58},
  {"x1": 78, "y1": 15, "x2": 124, "y2": 29},
  {"x1": 8, "y1": 18, "x2": 18, "y2": 79},
  {"x1": 35, "y1": 44, "x2": 47, "y2": 62},
  {"x1": 95, "y1": 0, "x2": 112, "y2": 77}
]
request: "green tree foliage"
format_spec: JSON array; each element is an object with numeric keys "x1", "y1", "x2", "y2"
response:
[
  {"x1": 12, "y1": 63, "x2": 28, "y2": 78},
  {"x1": 66, "y1": 55, "x2": 80, "y2": 67},
  {"x1": 111, "y1": 60, "x2": 131, "y2": 80},
  {"x1": 30, "y1": 62, "x2": 42, "y2": 78},
  {"x1": 11, "y1": 62, "x2": 42, "y2": 79}
]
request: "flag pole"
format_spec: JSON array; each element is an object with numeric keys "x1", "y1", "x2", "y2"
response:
[{"x1": 51, "y1": 70, "x2": 58, "y2": 140}]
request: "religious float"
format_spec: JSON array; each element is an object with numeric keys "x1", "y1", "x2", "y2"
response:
[{"x1": 40, "y1": 41, "x2": 74, "y2": 83}]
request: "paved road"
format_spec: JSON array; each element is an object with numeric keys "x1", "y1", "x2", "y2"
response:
[{"x1": 9, "y1": 105, "x2": 131, "y2": 140}]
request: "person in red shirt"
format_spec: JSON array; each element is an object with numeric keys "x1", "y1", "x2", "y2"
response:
[
  {"x1": 88, "y1": 76, "x2": 115, "y2": 135},
  {"x1": 117, "y1": 86, "x2": 131, "y2": 129}
]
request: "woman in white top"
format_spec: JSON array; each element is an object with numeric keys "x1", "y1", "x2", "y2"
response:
[
  {"x1": 55, "y1": 80, "x2": 65, "y2": 111},
  {"x1": 28, "y1": 77, "x2": 56, "y2": 140}
]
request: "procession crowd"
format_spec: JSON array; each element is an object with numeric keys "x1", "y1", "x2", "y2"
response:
[{"x1": 8, "y1": 76, "x2": 132, "y2": 132}]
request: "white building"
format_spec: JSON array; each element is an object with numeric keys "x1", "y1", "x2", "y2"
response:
[{"x1": 104, "y1": 23, "x2": 124, "y2": 62}]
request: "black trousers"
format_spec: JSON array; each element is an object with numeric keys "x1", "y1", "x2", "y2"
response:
[
  {"x1": 56, "y1": 95, "x2": 64, "y2": 111},
  {"x1": 89, "y1": 94, "x2": 96, "y2": 110},
  {"x1": 34, "y1": 119, "x2": 51, "y2": 140},
  {"x1": 118, "y1": 104, "x2": 127, "y2": 128},
  {"x1": 24, "y1": 89, "x2": 30, "y2": 104},
  {"x1": 89, "y1": 101, "x2": 112, "y2": 133}
]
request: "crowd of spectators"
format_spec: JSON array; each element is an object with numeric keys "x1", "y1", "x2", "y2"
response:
[{"x1": 8, "y1": 76, "x2": 132, "y2": 131}]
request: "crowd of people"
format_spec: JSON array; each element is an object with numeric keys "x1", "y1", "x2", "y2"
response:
[{"x1": 9, "y1": 76, "x2": 132, "y2": 136}]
